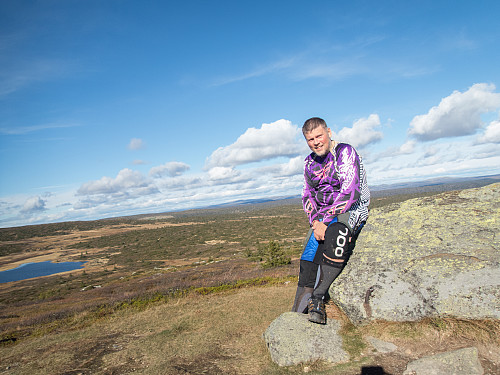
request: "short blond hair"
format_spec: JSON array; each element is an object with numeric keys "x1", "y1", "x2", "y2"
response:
[{"x1": 302, "y1": 117, "x2": 327, "y2": 136}]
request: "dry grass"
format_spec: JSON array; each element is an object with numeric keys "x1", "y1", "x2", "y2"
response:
[
  {"x1": 0, "y1": 259, "x2": 298, "y2": 344},
  {"x1": 1, "y1": 281, "x2": 500, "y2": 374},
  {"x1": 359, "y1": 317, "x2": 500, "y2": 361},
  {"x1": 1, "y1": 283, "x2": 298, "y2": 374}
]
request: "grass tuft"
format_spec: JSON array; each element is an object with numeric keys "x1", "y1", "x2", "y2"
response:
[
  {"x1": 194, "y1": 276, "x2": 296, "y2": 295},
  {"x1": 340, "y1": 322, "x2": 367, "y2": 358},
  {"x1": 360, "y1": 316, "x2": 500, "y2": 346}
]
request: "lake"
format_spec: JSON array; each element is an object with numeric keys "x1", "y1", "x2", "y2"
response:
[{"x1": 0, "y1": 261, "x2": 87, "y2": 283}]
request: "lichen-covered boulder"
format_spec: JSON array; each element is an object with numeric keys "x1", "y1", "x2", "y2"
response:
[
  {"x1": 402, "y1": 347, "x2": 484, "y2": 375},
  {"x1": 331, "y1": 183, "x2": 500, "y2": 324},
  {"x1": 263, "y1": 312, "x2": 349, "y2": 366}
]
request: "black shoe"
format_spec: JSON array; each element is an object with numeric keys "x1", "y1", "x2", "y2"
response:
[{"x1": 308, "y1": 297, "x2": 326, "y2": 324}]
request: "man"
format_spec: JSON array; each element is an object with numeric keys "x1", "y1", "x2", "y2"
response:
[{"x1": 291, "y1": 117, "x2": 370, "y2": 324}]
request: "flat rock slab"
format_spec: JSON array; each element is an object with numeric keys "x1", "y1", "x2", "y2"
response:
[
  {"x1": 263, "y1": 312, "x2": 349, "y2": 367},
  {"x1": 403, "y1": 347, "x2": 484, "y2": 375}
]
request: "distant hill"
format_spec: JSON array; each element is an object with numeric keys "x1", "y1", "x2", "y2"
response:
[{"x1": 369, "y1": 174, "x2": 500, "y2": 197}]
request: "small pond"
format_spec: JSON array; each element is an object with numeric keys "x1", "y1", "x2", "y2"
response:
[{"x1": 0, "y1": 261, "x2": 87, "y2": 283}]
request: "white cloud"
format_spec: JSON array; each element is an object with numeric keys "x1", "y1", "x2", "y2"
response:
[
  {"x1": 365, "y1": 137, "x2": 500, "y2": 186},
  {"x1": 373, "y1": 139, "x2": 417, "y2": 161},
  {"x1": 77, "y1": 168, "x2": 153, "y2": 196},
  {"x1": 423, "y1": 145, "x2": 440, "y2": 158},
  {"x1": 207, "y1": 166, "x2": 240, "y2": 181},
  {"x1": 149, "y1": 162, "x2": 190, "y2": 178},
  {"x1": 155, "y1": 175, "x2": 203, "y2": 191},
  {"x1": 333, "y1": 114, "x2": 383, "y2": 148},
  {"x1": 278, "y1": 156, "x2": 304, "y2": 176},
  {"x1": 20, "y1": 196, "x2": 46, "y2": 214},
  {"x1": 409, "y1": 83, "x2": 500, "y2": 141},
  {"x1": 205, "y1": 119, "x2": 303, "y2": 168},
  {"x1": 477, "y1": 120, "x2": 500, "y2": 144},
  {"x1": 474, "y1": 144, "x2": 500, "y2": 159},
  {"x1": 398, "y1": 140, "x2": 416, "y2": 154},
  {"x1": 128, "y1": 138, "x2": 145, "y2": 150}
]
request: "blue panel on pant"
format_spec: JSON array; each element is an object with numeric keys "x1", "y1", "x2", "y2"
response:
[{"x1": 300, "y1": 217, "x2": 338, "y2": 262}]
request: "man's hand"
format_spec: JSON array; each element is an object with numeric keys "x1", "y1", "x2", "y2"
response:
[{"x1": 312, "y1": 220, "x2": 327, "y2": 241}]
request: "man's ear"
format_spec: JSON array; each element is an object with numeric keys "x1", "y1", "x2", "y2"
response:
[{"x1": 327, "y1": 128, "x2": 332, "y2": 139}]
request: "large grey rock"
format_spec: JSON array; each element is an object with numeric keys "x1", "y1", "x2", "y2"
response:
[
  {"x1": 263, "y1": 312, "x2": 349, "y2": 366},
  {"x1": 402, "y1": 347, "x2": 484, "y2": 375},
  {"x1": 331, "y1": 183, "x2": 500, "y2": 324}
]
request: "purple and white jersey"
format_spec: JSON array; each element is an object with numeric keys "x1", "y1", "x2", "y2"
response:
[{"x1": 302, "y1": 143, "x2": 370, "y2": 231}]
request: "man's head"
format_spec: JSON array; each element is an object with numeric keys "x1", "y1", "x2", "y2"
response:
[{"x1": 302, "y1": 117, "x2": 333, "y2": 157}]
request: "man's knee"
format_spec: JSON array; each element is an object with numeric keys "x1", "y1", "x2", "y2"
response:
[{"x1": 321, "y1": 223, "x2": 353, "y2": 268}]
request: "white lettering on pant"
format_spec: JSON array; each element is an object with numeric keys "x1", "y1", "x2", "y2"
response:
[{"x1": 335, "y1": 227, "x2": 349, "y2": 257}]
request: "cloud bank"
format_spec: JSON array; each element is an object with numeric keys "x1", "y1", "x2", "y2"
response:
[
  {"x1": 149, "y1": 162, "x2": 190, "y2": 178},
  {"x1": 332, "y1": 114, "x2": 384, "y2": 148},
  {"x1": 20, "y1": 196, "x2": 46, "y2": 214},
  {"x1": 3, "y1": 83, "x2": 500, "y2": 228},
  {"x1": 477, "y1": 119, "x2": 500, "y2": 144},
  {"x1": 205, "y1": 119, "x2": 304, "y2": 168},
  {"x1": 409, "y1": 83, "x2": 500, "y2": 141}
]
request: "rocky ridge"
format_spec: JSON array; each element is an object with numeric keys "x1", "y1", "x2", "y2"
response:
[{"x1": 265, "y1": 183, "x2": 499, "y2": 372}]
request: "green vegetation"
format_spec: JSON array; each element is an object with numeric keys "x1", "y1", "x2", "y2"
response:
[
  {"x1": 1, "y1": 188, "x2": 498, "y2": 374},
  {"x1": 261, "y1": 240, "x2": 292, "y2": 268},
  {"x1": 194, "y1": 276, "x2": 296, "y2": 295},
  {"x1": 0, "y1": 201, "x2": 304, "y2": 350},
  {"x1": 340, "y1": 322, "x2": 367, "y2": 358},
  {"x1": 0, "y1": 218, "x2": 136, "y2": 241},
  {"x1": 69, "y1": 213, "x2": 305, "y2": 265}
]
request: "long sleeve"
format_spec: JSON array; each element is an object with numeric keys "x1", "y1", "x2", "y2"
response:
[
  {"x1": 302, "y1": 144, "x2": 362, "y2": 227},
  {"x1": 302, "y1": 161, "x2": 320, "y2": 225},
  {"x1": 322, "y1": 144, "x2": 361, "y2": 223}
]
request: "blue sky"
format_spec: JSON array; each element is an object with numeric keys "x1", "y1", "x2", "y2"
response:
[{"x1": 1, "y1": 1, "x2": 500, "y2": 228}]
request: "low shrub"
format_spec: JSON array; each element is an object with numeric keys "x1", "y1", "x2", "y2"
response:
[{"x1": 262, "y1": 240, "x2": 291, "y2": 268}]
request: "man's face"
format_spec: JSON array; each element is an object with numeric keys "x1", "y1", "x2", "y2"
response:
[{"x1": 304, "y1": 126, "x2": 332, "y2": 157}]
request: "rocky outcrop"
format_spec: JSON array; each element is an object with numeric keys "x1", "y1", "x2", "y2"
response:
[
  {"x1": 402, "y1": 347, "x2": 484, "y2": 375},
  {"x1": 331, "y1": 183, "x2": 500, "y2": 324},
  {"x1": 264, "y1": 184, "x2": 498, "y2": 368},
  {"x1": 263, "y1": 312, "x2": 348, "y2": 366}
]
